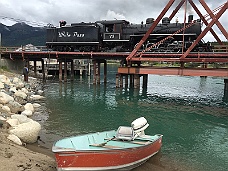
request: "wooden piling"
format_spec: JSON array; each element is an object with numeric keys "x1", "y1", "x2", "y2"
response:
[
  {"x1": 64, "y1": 59, "x2": 67, "y2": 82},
  {"x1": 142, "y1": 74, "x2": 148, "y2": 88},
  {"x1": 93, "y1": 60, "x2": 97, "y2": 84},
  {"x1": 134, "y1": 74, "x2": 140, "y2": 89},
  {"x1": 104, "y1": 60, "x2": 107, "y2": 84},
  {"x1": 59, "y1": 60, "x2": 62, "y2": 82},
  {"x1": 71, "y1": 60, "x2": 74, "y2": 81}
]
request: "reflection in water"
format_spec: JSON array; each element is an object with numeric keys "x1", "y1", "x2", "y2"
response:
[{"x1": 42, "y1": 71, "x2": 228, "y2": 171}]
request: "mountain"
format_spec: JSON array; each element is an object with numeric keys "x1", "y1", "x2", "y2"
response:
[{"x1": 0, "y1": 22, "x2": 46, "y2": 46}]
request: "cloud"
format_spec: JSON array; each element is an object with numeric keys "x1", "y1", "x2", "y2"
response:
[{"x1": 0, "y1": 0, "x2": 227, "y2": 41}]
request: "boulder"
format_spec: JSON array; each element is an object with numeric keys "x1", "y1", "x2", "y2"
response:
[
  {"x1": 0, "y1": 116, "x2": 7, "y2": 121},
  {"x1": 2, "y1": 105, "x2": 11, "y2": 113},
  {"x1": 0, "y1": 82, "x2": 4, "y2": 89},
  {"x1": 24, "y1": 103, "x2": 34, "y2": 112},
  {"x1": 7, "y1": 134, "x2": 23, "y2": 145},
  {"x1": 6, "y1": 118, "x2": 19, "y2": 127},
  {"x1": 0, "y1": 92, "x2": 14, "y2": 104},
  {"x1": 21, "y1": 109, "x2": 33, "y2": 116},
  {"x1": 9, "y1": 120, "x2": 41, "y2": 143},
  {"x1": 11, "y1": 114, "x2": 30, "y2": 124},
  {"x1": 30, "y1": 95, "x2": 45, "y2": 100},
  {"x1": 7, "y1": 101, "x2": 24, "y2": 114},
  {"x1": 37, "y1": 90, "x2": 44, "y2": 95},
  {"x1": 0, "y1": 75, "x2": 11, "y2": 84},
  {"x1": 14, "y1": 90, "x2": 27, "y2": 99},
  {"x1": 21, "y1": 88, "x2": 29, "y2": 94},
  {"x1": 9, "y1": 87, "x2": 17, "y2": 93},
  {"x1": 33, "y1": 103, "x2": 41, "y2": 108}
]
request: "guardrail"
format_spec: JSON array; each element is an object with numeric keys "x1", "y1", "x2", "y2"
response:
[
  {"x1": 0, "y1": 46, "x2": 48, "y2": 52},
  {"x1": 212, "y1": 45, "x2": 228, "y2": 52}
]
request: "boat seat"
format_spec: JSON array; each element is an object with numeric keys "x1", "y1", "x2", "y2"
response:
[{"x1": 116, "y1": 126, "x2": 134, "y2": 141}]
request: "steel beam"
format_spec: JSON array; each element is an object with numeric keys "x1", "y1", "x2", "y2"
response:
[
  {"x1": 199, "y1": 0, "x2": 228, "y2": 40},
  {"x1": 126, "y1": 0, "x2": 176, "y2": 61},
  {"x1": 181, "y1": 2, "x2": 227, "y2": 59},
  {"x1": 188, "y1": 0, "x2": 223, "y2": 44},
  {"x1": 169, "y1": 0, "x2": 186, "y2": 20},
  {"x1": 118, "y1": 67, "x2": 228, "y2": 77}
]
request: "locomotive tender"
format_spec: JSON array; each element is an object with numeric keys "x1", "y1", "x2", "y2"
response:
[{"x1": 46, "y1": 15, "x2": 211, "y2": 52}]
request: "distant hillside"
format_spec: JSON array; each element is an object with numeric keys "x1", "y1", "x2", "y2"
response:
[{"x1": 0, "y1": 22, "x2": 46, "y2": 46}]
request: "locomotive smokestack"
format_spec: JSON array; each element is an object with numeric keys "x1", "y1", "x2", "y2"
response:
[{"x1": 188, "y1": 15, "x2": 193, "y2": 23}]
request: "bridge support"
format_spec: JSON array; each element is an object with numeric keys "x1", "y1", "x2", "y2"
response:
[
  {"x1": 71, "y1": 60, "x2": 74, "y2": 81},
  {"x1": 41, "y1": 60, "x2": 45, "y2": 82},
  {"x1": 93, "y1": 59, "x2": 107, "y2": 85},
  {"x1": 64, "y1": 59, "x2": 67, "y2": 82},
  {"x1": 115, "y1": 73, "x2": 148, "y2": 89},
  {"x1": 33, "y1": 61, "x2": 37, "y2": 77},
  {"x1": 59, "y1": 59, "x2": 62, "y2": 82},
  {"x1": 224, "y1": 79, "x2": 228, "y2": 101}
]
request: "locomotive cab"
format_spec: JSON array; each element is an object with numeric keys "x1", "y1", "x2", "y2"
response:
[
  {"x1": 96, "y1": 20, "x2": 130, "y2": 51},
  {"x1": 96, "y1": 20, "x2": 129, "y2": 41}
]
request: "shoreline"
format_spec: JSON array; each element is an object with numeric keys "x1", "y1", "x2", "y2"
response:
[{"x1": 0, "y1": 70, "x2": 56, "y2": 171}]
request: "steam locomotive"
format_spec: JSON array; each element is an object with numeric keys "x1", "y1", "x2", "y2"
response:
[{"x1": 46, "y1": 15, "x2": 212, "y2": 52}]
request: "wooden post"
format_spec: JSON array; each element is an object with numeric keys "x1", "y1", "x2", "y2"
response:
[
  {"x1": 34, "y1": 61, "x2": 37, "y2": 77},
  {"x1": 224, "y1": 79, "x2": 228, "y2": 101},
  {"x1": 104, "y1": 60, "x2": 107, "y2": 84},
  {"x1": 71, "y1": 60, "x2": 74, "y2": 81},
  {"x1": 64, "y1": 58, "x2": 67, "y2": 82},
  {"x1": 97, "y1": 61, "x2": 100, "y2": 84},
  {"x1": 120, "y1": 74, "x2": 123, "y2": 88},
  {"x1": 125, "y1": 75, "x2": 128, "y2": 88},
  {"x1": 41, "y1": 60, "x2": 45, "y2": 82},
  {"x1": 134, "y1": 74, "x2": 140, "y2": 89},
  {"x1": 59, "y1": 60, "x2": 62, "y2": 82},
  {"x1": 142, "y1": 74, "x2": 148, "y2": 88},
  {"x1": 130, "y1": 75, "x2": 134, "y2": 88},
  {"x1": 93, "y1": 60, "x2": 97, "y2": 84},
  {"x1": 116, "y1": 74, "x2": 120, "y2": 88}
]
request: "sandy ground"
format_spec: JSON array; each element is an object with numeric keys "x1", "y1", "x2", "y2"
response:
[{"x1": 0, "y1": 129, "x2": 56, "y2": 171}]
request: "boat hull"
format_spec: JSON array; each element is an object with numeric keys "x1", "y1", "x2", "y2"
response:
[{"x1": 54, "y1": 136, "x2": 162, "y2": 171}]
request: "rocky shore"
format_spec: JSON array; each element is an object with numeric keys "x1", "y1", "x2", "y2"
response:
[{"x1": 0, "y1": 70, "x2": 56, "y2": 171}]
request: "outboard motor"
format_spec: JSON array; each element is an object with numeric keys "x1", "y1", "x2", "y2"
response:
[{"x1": 131, "y1": 117, "x2": 149, "y2": 139}]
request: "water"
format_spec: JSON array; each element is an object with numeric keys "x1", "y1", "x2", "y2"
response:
[{"x1": 39, "y1": 64, "x2": 228, "y2": 171}]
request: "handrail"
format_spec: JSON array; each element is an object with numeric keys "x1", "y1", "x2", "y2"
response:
[
  {"x1": 212, "y1": 45, "x2": 228, "y2": 52},
  {"x1": 0, "y1": 46, "x2": 48, "y2": 52}
]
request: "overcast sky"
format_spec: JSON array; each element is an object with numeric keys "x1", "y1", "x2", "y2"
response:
[{"x1": 0, "y1": 0, "x2": 227, "y2": 41}]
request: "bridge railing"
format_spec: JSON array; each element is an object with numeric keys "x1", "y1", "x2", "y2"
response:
[
  {"x1": 0, "y1": 46, "x2": 48, "y2": 52},
  {"x1": 212, "y1": 45, "x2": 228, "y2": 52}
]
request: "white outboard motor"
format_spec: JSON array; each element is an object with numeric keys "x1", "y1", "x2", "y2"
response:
[{"x1": 131, "y1": 117, "x2": 149, "y2": 139}]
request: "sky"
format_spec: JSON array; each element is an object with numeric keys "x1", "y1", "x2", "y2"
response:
[{"x1": 0, "y1": 0, "x2": 227, "y2": 42}]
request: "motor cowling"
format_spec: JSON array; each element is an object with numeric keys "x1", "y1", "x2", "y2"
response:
[{"x1": 131, "y1": 117, "x2": 149, "y2": 139}]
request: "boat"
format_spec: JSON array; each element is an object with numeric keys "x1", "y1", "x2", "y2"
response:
[{"x1": 52, "y1": 117, "x2": 163, "y2": 171}]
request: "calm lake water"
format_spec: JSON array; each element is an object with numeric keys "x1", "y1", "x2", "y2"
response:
[{"x1": 38, "y1": 64, "x2": 228, "y2": 171}]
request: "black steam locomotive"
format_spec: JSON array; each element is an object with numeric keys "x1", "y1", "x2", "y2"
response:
[{"x1": 46, "y1": 15, "x2": 212, "y2": 52}]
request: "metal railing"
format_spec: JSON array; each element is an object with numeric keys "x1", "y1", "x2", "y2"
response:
[
  {"x1": 0, "y1": 46, "x2": 48, "y2": 52},
  {"x1": 212, "y1": 45, "x2": 228, "y2": 52}
]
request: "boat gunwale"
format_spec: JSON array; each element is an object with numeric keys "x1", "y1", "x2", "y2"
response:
[{"x1": 52, "y1": 133, "x2": 163, "y2": 153}]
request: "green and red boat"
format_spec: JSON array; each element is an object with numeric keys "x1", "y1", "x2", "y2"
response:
[{"x1": 52, "y1": 117, "x2": 163, "y2": 171}]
